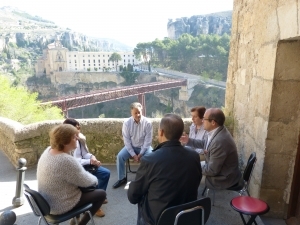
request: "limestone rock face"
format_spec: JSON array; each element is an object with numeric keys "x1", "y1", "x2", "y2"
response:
[
  {"x1": 167, "y1": 11, "x2": 232, "y2": 39},
  {"x1": 0, "y1": 7, "x2": 132, "y2": 52}
]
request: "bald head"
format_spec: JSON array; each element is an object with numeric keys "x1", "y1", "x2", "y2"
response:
[{"x1": 206, "y1": 108, "x2": 225, "y2": 126}]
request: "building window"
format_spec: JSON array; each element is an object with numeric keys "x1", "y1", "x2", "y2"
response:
[
  {"x1": 124, "y1": 59, "x2": 125, "y2": 62},
  {"x1": 103, "y1": 60, "x2": 105, "y2": 63},
  {"x1": 88, "y1": 55, "x2": 90, "y2": 57},
  {"x1": 99, "y1": 67, "x2": 101, "y2": 69},
  {"x1": 89, "y1": 64, "x2": 90, "y2": 66},
  {"x1": 128, "y1": 55, "x2": 130, "y2": 57},
  {"x1": 75, "y1": 64, "x2": 77, "y2": 67},
  {"x1": 83, "y1": 64, "x2": 85, "y2": 66},
  {"x1": 74, "y1": 55, "x2": 76, "y2": 57},
  {"x1": 98, "y1": 64, "x2": 100, "y2": 66},
  {"x1": 103, "y1": 55, "x2": 105, "y2": 57},
  {"x1": 88, "y1": 60, "x2": 90, "y2": 63},
  {"x1": 75, "y1": 68, "x2": 77, "y2": 70},
  {"x1": 124, "y1": 55, "x2": 125, "y2": 57},
  {"x1": 108, "y1": 63, "x2": 110, "y2": 66},
  {"x1": 69, "y1": 61, "x2": 71, "y2": 63},
  {"x1": 108, "y1": 55, "x2": 109, "y2": 57},
  {"x1": 93, "y1": 55, "x2": 95, "y2": 57},
  {"x1": 75, "y1": 60, "x2": 77, "y2": 63},
  {"x1": 133, "y1": 59, "x2": 134, "y2": 62},
  {"x1": 93, "y1": 60, "x2": 95, "y2": 63},
  {"x1": 83, "y1": 60, "x2": 85, "y2": 63},
  {"x1": 98, "y1": 55, "x2": 100, "y2": 57},
  {"x1": 69, "y1": 55, "x2": 71, "y2": 57},
  {"x1": 94, "y1": 64, "x2": 96, "y2": 66},
  {"x1": 98, "y1": 59, "x2": 100, "y2": 63},
  {"x1": 128, "y1": 59, "x2": 130, "y2": 62}
]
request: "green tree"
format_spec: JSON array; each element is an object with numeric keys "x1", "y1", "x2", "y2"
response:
[
  {"x1": 134, "y1": 42, "x2": 153, "y2": 72},
  {"x1": 0, "y1": 75, "x2": 64, "y2": 124},
  {"x1": 120, "y1": 71, "x2": 139, "y2": 85},
  {"x1": 108, "y1": 52, "x2": 122, "y2": 71}
]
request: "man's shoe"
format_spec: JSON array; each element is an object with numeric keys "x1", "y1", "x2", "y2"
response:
[
  {"x1": 95, "y1": 209, "x2": 105, "y2": 217},
  {"x1": 112, "y1": 178, "x2": 127, "y2": 188},
  {"x1": 103, "y1": 198, "x2": 108, "y2": 204}
]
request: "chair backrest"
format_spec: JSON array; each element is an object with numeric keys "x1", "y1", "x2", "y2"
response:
[
  {"x1": 23, "y1": 184, "x2": 50, "y2": 217},
  {"x1": 243, "y1": 152, "x2": 256, "y2": 183},
  {"x1": 156, "y1": 197, "x2": 211, "y2": 225}
]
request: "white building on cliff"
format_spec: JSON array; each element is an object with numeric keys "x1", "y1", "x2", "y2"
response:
[{"x1": 35, "y1": 40, "x2": 140, "y2": 77}]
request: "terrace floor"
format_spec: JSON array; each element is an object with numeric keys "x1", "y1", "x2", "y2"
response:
[{"x1": 0, "y1": 150, "x2": 286, "y2": 225}]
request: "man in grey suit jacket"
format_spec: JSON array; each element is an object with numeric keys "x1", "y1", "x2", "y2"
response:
[{"x1": 181, "y1": 108, "x2": 241, "y2": 190}]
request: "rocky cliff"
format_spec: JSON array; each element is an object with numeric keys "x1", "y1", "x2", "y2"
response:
[
  {"x1": 0, "y1": 6, "x2": 132, "y2": 53},
  {"x1": 167, "y1": 11, "x2": 232, "y2": 39}
]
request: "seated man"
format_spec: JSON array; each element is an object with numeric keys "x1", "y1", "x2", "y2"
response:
[
  {"x1": 185, "y1": 106, "x2": 207, "y2": 160},
  {"x1": 128, "y1": 113, "x2": 202, "y2": 225},
  {"x1": 181, "y1": 108, "x2": 241, "y2": 190},
  {"x1": 63, "y1": 118, "x2": 110, "y2": 217},
  {"x1": 112, "y1": 102, "x2": 153, "y2": 189}
]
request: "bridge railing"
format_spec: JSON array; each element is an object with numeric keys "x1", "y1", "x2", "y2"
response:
[{"x1": 40, "y1": 80, "x2": 187, "y2": 113}]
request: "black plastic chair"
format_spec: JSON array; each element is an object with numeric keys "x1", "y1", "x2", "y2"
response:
[
  {"x1": 125, "y1": 158, "x2": 138, "y2": 179},
  {"x1": 23, "y1": 184, "x2": 95, "y2": 225},
  {"x1": 202, "y1": 152, "x2": 257, "y2": 205},
  {"x1": 156, "y1": 197, "x2": 211, "y2": 225}
]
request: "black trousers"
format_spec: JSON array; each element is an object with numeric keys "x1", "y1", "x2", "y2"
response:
[{"x1": 73, "y1": 189, "x2": 106, "y2": 225}]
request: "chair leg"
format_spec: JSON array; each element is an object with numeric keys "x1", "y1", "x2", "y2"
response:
[
  {"x1": 86, "y1": 210, "x2": 95, "y2": 225},
  {"x1": 74, "y1": 217, "x2": 79, "y2": 224},
  {"x1": 212, "y1": 190, "x2": 215, "y2": 206},
  {"x1": 201, "y1": 186, "x2": 207, "y2": 196},
  {"x1": 239, "y1": 213, "x2": 258, "y2": 225},
  {"x1": 38, "y1": 217, "x2": 42, "y2": 225},
  {"x1": 125, "y1": 159, "x2": 129, "y2": 179}
]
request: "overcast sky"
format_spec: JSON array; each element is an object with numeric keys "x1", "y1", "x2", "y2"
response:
[{"x1": 0, "y1": 0, "x2": 233, "y2": 47}]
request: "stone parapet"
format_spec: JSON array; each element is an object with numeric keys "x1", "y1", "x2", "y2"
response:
[{"x1": 0, "y1": 117, "x2": 192, "y2": 167}]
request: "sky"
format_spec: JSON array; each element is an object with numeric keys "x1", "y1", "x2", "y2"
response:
[{"x1": 0, "y1": 0, "x2": 233, "y2": 47}]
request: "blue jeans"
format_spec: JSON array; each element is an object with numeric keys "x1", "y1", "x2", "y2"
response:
[
  {"x1": 94, "y1": 166, "x2": 110, "y2": 191},
  {"x1": 116, "y1": 146, "x2": 152, "y2": 180}
]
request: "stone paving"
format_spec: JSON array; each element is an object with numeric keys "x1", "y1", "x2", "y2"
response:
[{"x1": 0, "y1": 150, "x2": 286, "y2": 225}]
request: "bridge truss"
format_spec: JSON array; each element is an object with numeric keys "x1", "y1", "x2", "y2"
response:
[{"x1": 40, "y1": 79, "x2": 187, "y2": 116}]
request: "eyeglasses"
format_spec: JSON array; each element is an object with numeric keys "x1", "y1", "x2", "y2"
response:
[{"x1": 202, "y1": 118, "x2": 212, "y2": 122}]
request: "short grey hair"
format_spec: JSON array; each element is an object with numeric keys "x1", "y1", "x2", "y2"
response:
[{"x1": 130, "y1": 102, "x2": 143, "y2": 110}]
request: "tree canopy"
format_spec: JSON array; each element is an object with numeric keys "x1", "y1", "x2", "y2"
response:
[
  {"x1": 108, "y1": 52, "x2": 122, "y2": 71},
  {"x1": 0, "y1": 75, "x2": 64, "y2": 124},
  {"x1": 135, "y1": 33, "x2": 230, "y2": 81}
]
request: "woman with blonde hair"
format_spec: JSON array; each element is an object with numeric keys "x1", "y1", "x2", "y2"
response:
[{"x1": 37, "y1": 124, "x2": 106, "y2": 225}]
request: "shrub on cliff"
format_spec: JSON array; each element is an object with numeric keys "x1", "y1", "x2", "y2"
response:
[{"x1": 0, "y1": 75, "x2": 64, "y2": 124}]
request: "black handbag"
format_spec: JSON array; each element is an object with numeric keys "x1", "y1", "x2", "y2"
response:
[
  {"x1": 79, "y1": 185, "x2": 96, "y2": 193},
  {"x1": 83, "y1": 164, "x2": 98, "y2": 174}
]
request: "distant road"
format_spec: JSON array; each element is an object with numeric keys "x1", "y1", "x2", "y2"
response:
[{"x1": 153, "y1": 68, "x2": 226, "y2": 89}]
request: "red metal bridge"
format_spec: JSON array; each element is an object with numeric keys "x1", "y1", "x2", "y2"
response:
[{"x1": 40, "y1": 79, "x2": 187, "y2": 116}]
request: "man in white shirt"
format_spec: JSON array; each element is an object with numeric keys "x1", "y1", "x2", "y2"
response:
[{"x1": 112, "y1": 102, "x2": 153, "y2": 189}]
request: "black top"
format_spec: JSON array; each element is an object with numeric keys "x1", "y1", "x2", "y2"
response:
[{"x1": 128, "y1": 140, "x2": 202, "y2": 225}]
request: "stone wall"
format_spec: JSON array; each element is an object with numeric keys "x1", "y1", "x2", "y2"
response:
[
  {"x1": 51, "y1": 72, "x2": 124, "y2": 87},
  {"x1": 225, "y1": 0, "x2": 300, "y2": 218},
  {"x1": 0, "y1": 117, "x2": 192, "y2": 168}
]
